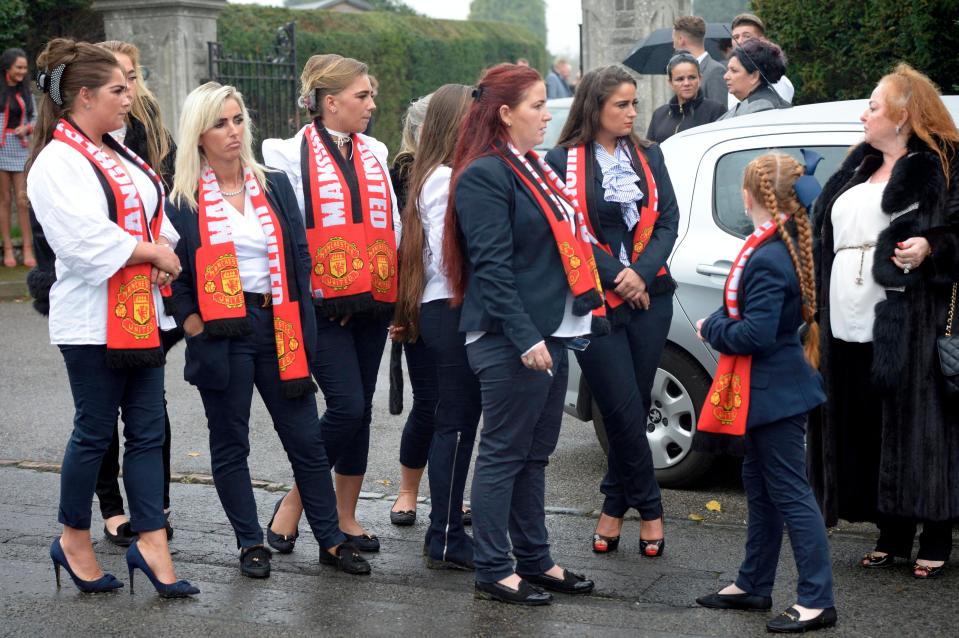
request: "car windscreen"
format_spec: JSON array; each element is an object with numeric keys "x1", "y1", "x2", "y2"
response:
[
  {"x1": 538, "y1": 106, "x2": 570, "y2": 152},
  {"x1": 713, "y1": 145, "x2": 849, "y2": 238}
]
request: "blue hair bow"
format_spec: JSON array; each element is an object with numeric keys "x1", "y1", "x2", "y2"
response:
[{"x1": 794, "y1": 148, "x2": 823, "y2": 210}]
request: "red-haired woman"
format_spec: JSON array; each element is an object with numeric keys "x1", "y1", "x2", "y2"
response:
[{"x1": 445, "y1": 63, "x2": 600, "y2": 605}]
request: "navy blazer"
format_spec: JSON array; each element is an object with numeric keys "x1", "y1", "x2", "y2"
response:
[
  {"x1": 545, "y1": 142, "x2": 679, "y2": 296},
  {"x1": 701, "y1": 238, "x2": 825, "y2": 428},
  {"x1": 454, "y1": 153, "x2": 574, "y2": 354},
  {"x1": 167, "y1": 170, "x2": 317, "y2": 391}
]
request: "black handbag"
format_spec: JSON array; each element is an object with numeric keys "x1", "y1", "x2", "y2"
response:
[{"x1": 938, "y1": 283, "x2": 959, "y2": 396}]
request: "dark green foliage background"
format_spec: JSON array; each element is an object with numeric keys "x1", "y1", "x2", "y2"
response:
[
  {"x1": 219, "y1": 4, "x2": 548, "y2": 156},
  {"x1": 753, "y1": 0, "x2": 959, "y2": 103},
  {"x1": 468, "y1": 0, "x2": 547, "y2": 47}
]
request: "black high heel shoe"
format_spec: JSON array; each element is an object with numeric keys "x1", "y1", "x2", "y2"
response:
[
  {"x1": 640, "y1": 537, "x2": 665, "y2": 558},
  {"x1": 126, "y1": 541, "x2": 199, "y2": 598},
  {"x1": 266, "y1": 497, "x2": 298, "y2": 554},
  {"x1": 50, "y1": 538, "x2": 123, "y2": 593},
  {"x1": 860, "y1": 551, "x2": 894, "y2": 568},
  {"x1": 592, "y1": 533, "x2": 620, "y2": 553}
]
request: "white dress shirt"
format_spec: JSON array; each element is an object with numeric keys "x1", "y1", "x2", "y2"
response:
[
  {"x1": 28, "y1": 139, "x2": 177, "y2": 344},
  {"x1": 420, "y1": 165, "x2": 453, "y2": 303},
  {"x1": 220, "y1": 193, "x2": 271, "y2": 294},
  {"x1": 261, "y1": 128, "x2": 401, "y2": 245},
  {"x1": 829, "y1": 180, "x2": 890, "y2": 342}
]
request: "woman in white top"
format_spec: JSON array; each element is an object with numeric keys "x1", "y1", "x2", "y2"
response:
[
  {"x1": 262, "y1": 54, "x2": 401, "y2": 554},
  {"x1": 809, "y1": 64, "x2": 959, "y2": 579},
  {"x1": 167, "y1": 82, "x2": 370, "y2": 578},
  {"x1": 393, "y1": 84, "x2": 479, "y2": 569},
  {"x1": 27, "y1": 38, "x2": 195, "y2": 597}
]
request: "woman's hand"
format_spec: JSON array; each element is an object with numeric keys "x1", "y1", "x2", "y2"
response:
[
  {"x1": 696, "y1": 318, "x2": 707, "y2": 341},
  {"x1": 150, "y1": 266, "x2": 175, "y2": 287},
  {"x1": 893, "y1": 237, "x2": 932, "y2": 273},
  {"x1": 521, "y1": 341, "x2": 553, "y2": 373},
  {"x1": 328, "y1": 313, "x2": 352, "y2": 327},
  {"x1": 183, "y1": 313, "x2": 204, "y2": 337},
  {"x1": 14, "y1": 125, "x2": 29, "y2": 139},
  {"x1": 388, "y1": 324, "x2": 406, "y2": 342},
  {"x1": 614, "y1": 268, "x2": 647, "y2": 304},
  {"x1": 151, "y1": 243, "x2": 181, "y2": 279}
]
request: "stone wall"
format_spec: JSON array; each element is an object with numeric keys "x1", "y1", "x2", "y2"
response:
[
  {"x1": 581, "y1": 0, "x2": 691, "y2": 135},
  {"x1": 93, "y1": 0, "x2": 227, "y2": 137}
]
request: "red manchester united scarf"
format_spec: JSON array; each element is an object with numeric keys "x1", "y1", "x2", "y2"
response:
[
  {"x1": 300, "y1": 122, "x2": 396, "y2": 316},
  {"x1": 53, "y1": 118, "x2": 165, "y2": 368},
  {"x1": 564, "y1": 143, "x2": 667, "y2": 311},
  {"x1": 1, "y1": 93, "x2": 29, "y2": 148},
  {"x1": 693, "y1": 219, "x2": 779, "y2": 455},
  {"x1": 195, "y1": 165, "x2": 315, "y2": 397},
  {"x1": 498, "y1": 142, "x2": 604, "y2": 318}
]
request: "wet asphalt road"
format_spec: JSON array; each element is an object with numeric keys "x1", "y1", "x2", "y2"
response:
[{"x1": 2, "y1": 299, "x2": 958, "y2": 636}]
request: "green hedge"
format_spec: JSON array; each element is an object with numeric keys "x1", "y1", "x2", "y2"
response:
[
  {"x1": 753, "y1": 0, "x2": 959, "y2": 104},
  {"x1": 218, "y1": 5, "x2": 548, "y2": 156}
]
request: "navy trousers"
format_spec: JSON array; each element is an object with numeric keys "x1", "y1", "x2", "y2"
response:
[
  {"x1": 575, "y1": 296, "x2": 670, "y2": 520},
  {"x1": 398, "y1": 337, "x2": 438, "y2": 469},
  {"x1": 58, "y1": 345, "x2": 166, "y2": 533},
  {"x1": 736, "y1": 414, "x2": 835, "y2": 608},
  {"x1": 419, "y1": 300, "x2": 481, "y2": 563},
  {"x1": 96, "y1": 326, "x2": 182, "y2": 517},
  {"x1": 198, "y1": 305, "x2": 345, "y2": 550},
  {"x1": 311, "y1": 311, "x2": 389, "y2": 475},
  {"x1": 467, "y1": 334, "x2": 567, "y2": 583}
]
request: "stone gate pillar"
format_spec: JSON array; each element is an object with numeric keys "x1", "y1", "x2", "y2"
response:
[
  {"x1": 92, "y1": 0, "x2": 227, "y2": 136},
  {"x1": 581, "y1": 0, "x2": 692, "y2": 135}
]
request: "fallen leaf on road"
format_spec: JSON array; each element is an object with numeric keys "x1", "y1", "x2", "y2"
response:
[
  {"x1": 688, "y1": 513, "x2": 705, "y2": 522},
  {"x1": 705, "y1": 500, "x2": 722, "y2": 512},
  {"x1": 187, "y1": 451, "x2": 201, "y2": 458},
  {"x1": 379, "y1": 479, "x2": 392, "y2": 486}
]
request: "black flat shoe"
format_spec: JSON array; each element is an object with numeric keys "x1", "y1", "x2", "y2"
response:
[
  {"x1": 104, "y1": 522, "x2": 137, "y2": 547},
  {"x1": 592, "y1": 533, "x2": 620, "y2": 553},
  {"x1": 390, "y1": 508, "x2": 416, "y2": 526},
  {"x1": 266, "y1": 497, "x2": 299, "y2": 554},
  {"x1": 320, "y1": 542, "x2": 371, "y2": 575},
  {"x1": 239, "y1": 545, "x2": 272, "y2": 579},
  {"x1": 520, "y1": 569, "x2": 594, "y2": 595},
  {"x1": 424, "y1": 553, "x2": 475, "y2": 571},
  {"x1": 860, "y1": 551, "x2": 893, "y2": 568},
  {"x1": 640, "y1": 537, "x2": 665, "y2": 558},
  {"x1": 474, "y1": 579, "x2": 552, "y2": 606},
  {"x1": 343, "y1": 532, "x2": 380, "y2": 553},
  {"x1": 696, "y1": 590, "x2": 773, "y2": 611},
  {"x1": 462, "y1": 507, "x2": 472, "y2": 526},
  {"x1": 766, "y1": 606, "x2": 838, "y2": 633}
]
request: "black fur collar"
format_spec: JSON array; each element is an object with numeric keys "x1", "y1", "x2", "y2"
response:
[{"x1": 837, "y1": 139, "x2": 946, "y2": 215}]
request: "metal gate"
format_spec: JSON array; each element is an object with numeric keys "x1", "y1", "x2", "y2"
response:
[{"x1": 208, "y1": 22, "x2": 299, "y2": 159}]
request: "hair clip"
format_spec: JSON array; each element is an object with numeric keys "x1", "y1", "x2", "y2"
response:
[
  {"x1": 298, "y1": 89, "x2": 318, "y2": 112},
  {"x1": 37, "y1": 64, "x2": 67, "y2": 107},
  {"x1": 471, "y1": 86, "x2": 484, "y2": 101}
]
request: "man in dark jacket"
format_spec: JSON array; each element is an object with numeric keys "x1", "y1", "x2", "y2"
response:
[{"x1": 672, "y1": 15, "x2": 727, "y2": 104}]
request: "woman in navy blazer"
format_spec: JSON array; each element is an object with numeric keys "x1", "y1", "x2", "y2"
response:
[
  {"x1": 167, "y1": 83, "x2": 369, "y2": 578},
  {"x1": 694, "y1": 153, "x2": 836, "y2": 634},
  {"x1": 545, "y1": 65, "x2": 678, "y2": 557},
  {"x1": 444, "y1": 63, "x2": 599, "y2": 605}
]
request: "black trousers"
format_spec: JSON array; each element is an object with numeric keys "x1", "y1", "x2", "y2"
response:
[
  {"x1": 398, "y1": 337, "x2": 438, "y2": 469},
  {"x1": 95, "y1": 327, "x2": 181, "y2": 518},
  {"x1": 876, "y1": 515, "x2": 954, "y2": 561}
]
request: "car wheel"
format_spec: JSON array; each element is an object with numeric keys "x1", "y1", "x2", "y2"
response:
[{"x1": 590, "y1": 344, "x2": 716, "y2": 488}]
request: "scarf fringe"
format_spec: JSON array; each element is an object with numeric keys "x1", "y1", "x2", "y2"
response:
[
  {"x1": 162, "y1": 296, "x2": 177, "y2": 319},
  {"x1": 281, "y1": 377, "x2": 318, "y2": 399},
  {"x1": 607, "y1": 303, "x2": 633, "y2": 327},
  {"x1": 692, "y1": 430, "x2": 743, "y2": 457},
  {"x1": 590, "y1": 315, "x2": 611, "y2": 337},
  {"x1": 27, "y1": 266, "x2": 55, "y2": 316},
  {"x1": 573, "y1": 289, "x2": 604, "y2": 316},
  {"x1": 314, "y1": 292, "x2": 378, "y2": 318},
  {"x1": 204, "y1": 317, "x2": 252, "y2": 338},
  {"x1": 388, "y1": 341, "x2": 404, "y2": 415},
  {"x1": 106, "y1": 347, "x2": 166, "y2": 370}
]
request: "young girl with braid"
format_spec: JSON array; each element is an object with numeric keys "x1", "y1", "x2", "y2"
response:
[{"x1": 693, "y1": 153, "x2": 837, "y2": 633}]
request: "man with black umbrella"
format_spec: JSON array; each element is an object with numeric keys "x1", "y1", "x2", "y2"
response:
[{"x1": 672, "y1": 15, "x2": 727, "y2": 104}]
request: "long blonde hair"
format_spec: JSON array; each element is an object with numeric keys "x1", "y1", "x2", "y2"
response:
[
  {"x1": 98, "y1": 40, "x2": 170, "y2": 175},
  {"x1": 170, "y1": 82, "x2": 268, "y2": 210},
  {"x1": 743, "y1": 153, "x2": 819, "y2": 368}
]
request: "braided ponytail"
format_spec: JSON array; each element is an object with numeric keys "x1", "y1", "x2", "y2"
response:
[{"x1": 743, "y1": 153, "x2": 820, "y2": 368}]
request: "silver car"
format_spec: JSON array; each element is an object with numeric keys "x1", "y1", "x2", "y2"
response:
[{"x1": 562, "y1": 96, "x2": 959, "y2": 487}]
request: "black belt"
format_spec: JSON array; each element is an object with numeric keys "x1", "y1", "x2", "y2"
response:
[{"x1": 243, "y1": 291, "x2": 272, "y2": 308}]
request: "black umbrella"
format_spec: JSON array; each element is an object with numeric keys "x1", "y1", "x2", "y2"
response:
[{"x1": 623, "y1": 23, "x2": 730, "y2": 75}]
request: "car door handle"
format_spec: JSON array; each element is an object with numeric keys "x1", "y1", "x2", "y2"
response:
[{"x1": 696, "y1": 262, "x2": 733, "y2": 277}]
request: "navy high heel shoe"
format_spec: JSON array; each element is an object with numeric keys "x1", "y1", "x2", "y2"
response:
[
  {"x1": 126, "y1": 541, "x2": 199, "y2": 598},
  {"x1": 50, "y1": 537, "x2": 123, "y2": 593}
]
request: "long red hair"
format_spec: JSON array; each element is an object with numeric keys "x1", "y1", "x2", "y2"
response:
[{"x1": 442, "y1": 63, "x2": 543, "y2": 305}]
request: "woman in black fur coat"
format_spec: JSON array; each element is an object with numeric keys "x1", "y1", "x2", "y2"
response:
[{"x1": 808, "y1": 64, "x2": 959, "y2": 579}]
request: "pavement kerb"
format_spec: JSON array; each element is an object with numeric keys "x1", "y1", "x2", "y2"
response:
[{"x1": 0, "y1": 457, "x2": 907, "y2": 542}]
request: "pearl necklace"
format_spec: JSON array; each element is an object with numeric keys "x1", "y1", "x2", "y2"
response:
[{"x1": 221, "y1": 184, "x2": 245, "y2": 197}]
